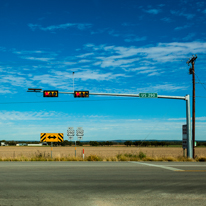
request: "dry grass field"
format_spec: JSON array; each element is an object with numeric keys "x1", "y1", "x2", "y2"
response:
[{"x1": 0, "y1": 146, "x2": 206, "y2": 159}]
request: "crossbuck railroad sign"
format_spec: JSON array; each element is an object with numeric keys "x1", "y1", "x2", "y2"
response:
[{"x1": 40, "y1": 133, "x2": 64, "y2": 142}]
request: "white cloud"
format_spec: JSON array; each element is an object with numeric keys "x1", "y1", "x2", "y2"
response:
[
  {"x1": 170, "y1": 10, "x2": 195, "y2": 19},
  {"x1": 144, "y1": 9, "x2": 161, "y2": 14},
  {"x1": 76, "y1": 53, "x2": 94, "y2": 58},
  {"x1": 70, "y1": 41, "x2": 206, "y2": 77},
  {"x1": 13, "y1": 49, "x2": 58, "y2": 62},
  {"x1": 13, "y1": 50, "x2": 45, "y2": 55},
  {"x1": 0, "y1": 47, "x2": 6, "y2": 52},
  {"x1": 28, "y1": 23, "x2": 41, "y2": 31},
  {"x1": 97, "y1": 57, "x2": 139, "y2": 68},
  {"x1": 28, "y1": 23, "x2": 92, "y2": 31},
  {"x1": 124, "y1": 36, "x2": 147, "y2": 42},
  {"x1": 22, "y1": 57, "x2": 55, "y2": 62},
  {"x1": 0, "y1": 111, "x2": 205, "y2": 141},
  {"x1": 0, "y1": 111, "x2": 62, "y2": 121},
  {"x1": 136, "y1": 42, "x2": 206, "y2": 62},
  {"x1": 78, "y1": 59, "x2": 92, "y2": 63},
  {"x1": 196, "y1": 117, "x2": 206, "y2": 121},
  {"x1": 182, "y1": 33, "x2": 196, "y2": 41},
  {"x1": 129, "y1": 66, "x2": 155, "y2": 72},
  {"x1": 168, "y1": 117, "x2": 206, "y2": 121},
  {"x1": 168, "y1": 118, "x2": 186, "y2": 121},
  {"x1": 0, "y1": 87, "x2": 14, "y2": 94},
  {"x1": 137, "y1": 83, "x2": 188, "y2": 93},
  {"x1": 0, "y1": 75, "x2": 33, "y2": 88},
  {"x1": 6, "y1": 41, "x2": 205, "y2": 92},
  {"x1": 32, "y1": 74, "x2": 71, "y2": 90},
  {"x1": 161, "y1": 17, "x2": 172, "y2": 22},
  {"x1": 30, "y1": 69, "x2": 129, "y2": 90},
  {"x1": 108, "y1": 30, "x2": 120, "y2": 37},
  {"x1": 90, "y1": 42, "x2": 206, "y2": 65},
  {"x1": 175, "y1": 24, "x2": 191, "y2": 30},
  {"x1": 122, "y1": 22, "x2": 139, "y2": 26},
  {"x1": 52, "y1": 70, "x2": 128, "y2": 81}
]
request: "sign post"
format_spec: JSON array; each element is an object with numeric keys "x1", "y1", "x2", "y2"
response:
[
  {"x1": 51, "y1": 142, "x2": 53, "y2": 158},
  {"x1": 182, "y1": 125, "x2": 187, "y2": 157},
  {"x1": 75, "y1": 141, "x2": 76, "y2": 157},
  {"x1": 40, "y1": 133, "x2": 64, "y2": 159},
  {"x1": 76, "y1": 127, "x2": 84, "y2": 157}
]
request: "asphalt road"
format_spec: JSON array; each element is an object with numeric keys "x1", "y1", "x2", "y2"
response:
[{"x1": 0, "y1": 161, "x2": 206, "y2": 206}]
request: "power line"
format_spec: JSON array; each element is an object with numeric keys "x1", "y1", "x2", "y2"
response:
[
  {"x1": 196, "y1": 82, "x2": 206, "y2": 85},
  {"x1": 0, "y1": 98, "x2": 139, "y2": 105},
  {"x1": 195, "y1": 73, "x2": 206, "y2": 91}
]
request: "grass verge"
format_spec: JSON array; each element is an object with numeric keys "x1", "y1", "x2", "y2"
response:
[{"x1": 0, "y1": 151, "x2": 205, "y2": 162}]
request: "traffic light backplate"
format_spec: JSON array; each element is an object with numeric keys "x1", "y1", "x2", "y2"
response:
[
  {"x1": 74, "y1": 91, "x2": 89, "y2": 98},
  {"x1": 43, "y1": 90, "x2": 58, "y2": 97}
]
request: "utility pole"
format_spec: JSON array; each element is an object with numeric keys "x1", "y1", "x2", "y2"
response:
[{"x1": 187, "y1": 55, "x2": 197, "y2": 159}]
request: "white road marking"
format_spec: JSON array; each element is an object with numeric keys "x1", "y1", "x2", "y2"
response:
[
  {"x1": 130, "y1": 161, "x2": 184, "y2": 171},
  {"x1": 155, "y1": 165, "x2": 206, "y2": 167}
]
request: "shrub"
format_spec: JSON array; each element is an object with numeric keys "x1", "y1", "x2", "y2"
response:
[
  {"x1": 87, "y1": 155, "x2": 102, "y2": 161},
  {"x1": 138, "y1": 151, "x2": 146, "y2": 159},
  {"x1": 196, "y1": 156, "x2": 206, "y2": 162}
]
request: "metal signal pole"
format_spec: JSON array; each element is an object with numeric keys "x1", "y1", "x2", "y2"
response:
[{"x1": 187, "y1": 55, "x2": 197, "y2": 159}]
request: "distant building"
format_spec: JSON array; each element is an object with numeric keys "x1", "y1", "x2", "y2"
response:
[
  {"x1": 16, "y1": 143, "x2": 28, "y2": 146},
  {"x1": 1, "y1": 142, "x2": 7, "y2": 146},
  {"x1": 27, "y1": 143, "x2": 43, "y2": 147}
]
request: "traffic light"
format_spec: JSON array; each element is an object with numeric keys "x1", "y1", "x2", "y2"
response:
[
  {"x1": 74, "y1": 91, "x2": 89, "y2": 98},
  {"x1": 43, "y1": 90, "x2": 58, "y2": 97}
]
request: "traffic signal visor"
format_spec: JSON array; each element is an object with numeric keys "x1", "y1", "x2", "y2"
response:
[
  {"x1": 43, "y1": 90, "x2": 58, "y2": 97},
  {"x1": 74, "y1": 91, "x2": 89, "y2": 98}
]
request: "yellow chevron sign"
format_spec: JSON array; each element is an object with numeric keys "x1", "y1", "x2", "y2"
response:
[{"x1": 40, "y1": 133, "x2": 64, "y2": 142}]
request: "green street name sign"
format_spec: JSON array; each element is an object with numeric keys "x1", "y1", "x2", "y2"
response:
[{"x1": 139, "y1": 93, "x2": 158, "y2": 98}]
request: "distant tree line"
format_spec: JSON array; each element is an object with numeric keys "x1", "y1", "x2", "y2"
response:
[
  {"x1": 89, "y1": 141, "x2": 114, "y2": 146},
  {"x1": 124, "y1": 141, "x2": 206, "y2": 147},
  {"x1": 124, "y1": 141, "x2": 170, "y2": 147},
  {"x1": 60, "y1": 140, "x2": 83, "y2": 146},
  {"x1": 1, "y1": 140, "x2": 206, "y2": 147}
]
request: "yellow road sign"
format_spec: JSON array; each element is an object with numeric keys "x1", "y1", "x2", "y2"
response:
[{"x1": 40, "y1": 133, "x2": 64, "y2": 142}]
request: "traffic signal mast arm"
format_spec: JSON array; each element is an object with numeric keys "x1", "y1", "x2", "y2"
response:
[
  {"x1": 27, "y1": 89, "x2": 186, "y2": 100},
  {"x1": 59, "y1": 91, "x2": 186, "y2": 100}
]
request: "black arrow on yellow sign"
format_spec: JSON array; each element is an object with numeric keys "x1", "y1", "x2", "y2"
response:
[
  {"x1": 40, "y1": 133, "x2": 64, "y2": 142},
  {"x1": 48, "y1": 136, "x2": 56, "y2": 139}
]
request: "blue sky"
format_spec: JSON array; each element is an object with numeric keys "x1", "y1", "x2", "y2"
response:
[{"x1": 0, "y1": 0, "x2": 206, "y2": 141}]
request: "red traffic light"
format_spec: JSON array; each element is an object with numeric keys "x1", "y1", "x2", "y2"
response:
[
  {"x1": 74, "y1": 91, "x2": 89, "y2": 98},
  {"x1": 43, "y1": 90, "x2": 58, "y2": 97}
]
